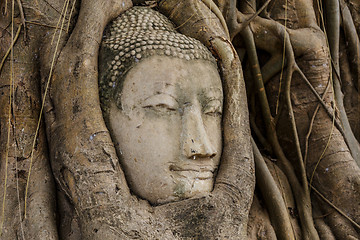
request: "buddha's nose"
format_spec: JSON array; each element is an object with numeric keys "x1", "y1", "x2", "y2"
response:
[{"x1": 181, "y1": 104, "x2": 217, "y2": 159}]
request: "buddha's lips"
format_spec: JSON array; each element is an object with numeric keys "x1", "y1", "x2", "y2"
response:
[{"x1": 169, "y1": 165, "x2": 214, "y2": 179}]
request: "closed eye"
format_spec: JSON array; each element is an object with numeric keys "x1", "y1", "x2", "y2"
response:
[
  {"x1": 143, "y1": 103, "x2": 177, "y2": 111},
  {"x1": 203, "y1": 99, "x2": 222, "y2": 116},
  {"x1": 142, "y1": 94, "x2": 179, "y2": 112}
]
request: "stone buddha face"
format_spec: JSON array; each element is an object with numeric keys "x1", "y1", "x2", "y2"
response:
[
  {"x1": 99, "y1": 7, "x2": 223, "y2": 204},
  {"x1": 108, "y1": 55, "x2": 223, "y2": 204}
]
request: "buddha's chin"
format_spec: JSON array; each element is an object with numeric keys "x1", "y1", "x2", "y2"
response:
[
  {"x1": 154, "y1": 176, "x2": 213, "y2": 204},
  {"x1": 179, "y1": 170, "x2": 214, "y2": 192}
]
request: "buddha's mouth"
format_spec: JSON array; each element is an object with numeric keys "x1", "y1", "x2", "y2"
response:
[{"x1": 169, "y1": 165, "x2": 214, "y2": 180}]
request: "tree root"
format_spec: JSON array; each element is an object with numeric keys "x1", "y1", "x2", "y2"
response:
[
  {"x1": 252, "y1": 138, "x2": 296, "y2": 240},
  {"x1": 0, "y1": 24, "x2": 22, "y2": 74},
  {"x1": 199, "y1": 0, "x2": 230, "y2": 38},
  {"x1": 304, "y1": 77, "x2": 332, "y2": 165},
  {"x1": 24, "y1": 0, "x2": 71, "y2": 218},
  {"x1": 227, "y1": 0, "x2": 272, "y2": 40},
  {"x1": 15, "y1": 0, "x2": 26, "y2": 40},
  {"x1": 325, "y1": 0, "x2": 360, "y2": 164},
  {"x1": 311, "y1": 185, "x2": 360, "y2": 231},
  {"x1": 241, "y1": 26, "x2": 319, "y2": 240}
]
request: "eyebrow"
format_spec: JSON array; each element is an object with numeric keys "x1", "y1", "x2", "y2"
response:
[
  {"x1": 201, "y1": 87, "x2": 223, "y2": 100},
  {"x1": 143, "y1": 82, "x2": 178, "y2": 103},
  {"x1": 143, "y1": 91, "x2": 179, "y2": 104},
  {"x1": 152, "y1": 81, "x2": 174, "y2": 92}
]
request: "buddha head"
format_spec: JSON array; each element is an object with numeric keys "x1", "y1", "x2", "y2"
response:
[{"x1": 99, "y1": 7, "x2": 223, "y2": 205}]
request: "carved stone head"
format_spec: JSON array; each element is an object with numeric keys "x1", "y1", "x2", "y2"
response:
[{"x1": 99, "y1": 7, "x2": 223, "y2": 204}]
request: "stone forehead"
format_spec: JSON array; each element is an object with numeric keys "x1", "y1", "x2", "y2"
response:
[{"x1": 99, "y1": 7, "x2": 217, "y2": 112}]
